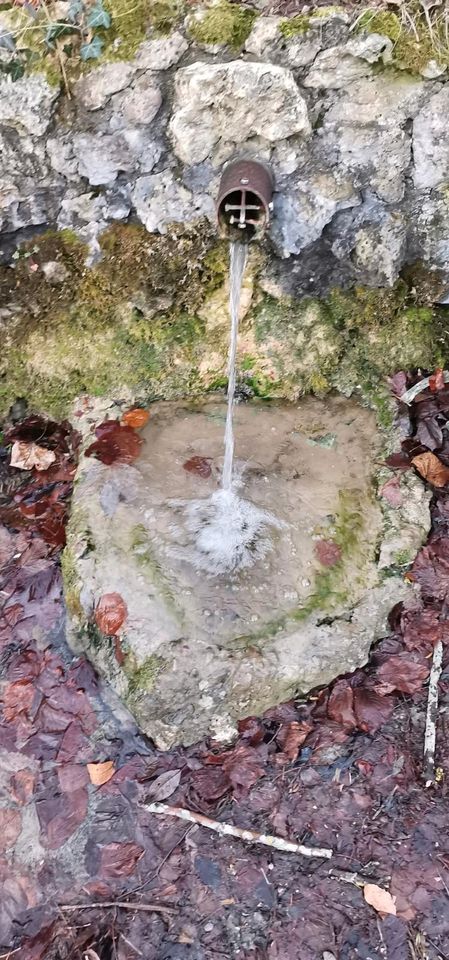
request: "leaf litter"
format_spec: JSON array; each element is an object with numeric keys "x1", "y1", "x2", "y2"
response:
[{"x1": 2, "y1": 385, "x2": 449, "y2": 957}]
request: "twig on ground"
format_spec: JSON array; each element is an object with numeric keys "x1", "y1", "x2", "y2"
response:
[
  {"x1": 329, "y1": 868, "x2": 381, "y2": 889},
  {"x1": 423, "y1": 638, "x2": 444, "y2": 786},
  {"x1": 60, "y1": 901, "x2": 175, "y2": 916},
  {"x1": 400, "y1": 372, "x2": 449, "y2": 405},
  {"x1": 145, "y1": 802, "x2": 333, "y2": 859}
]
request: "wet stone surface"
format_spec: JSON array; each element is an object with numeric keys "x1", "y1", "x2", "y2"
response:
[{"x1": 66, "y1": 394, "x2": 428, "y2": 748}]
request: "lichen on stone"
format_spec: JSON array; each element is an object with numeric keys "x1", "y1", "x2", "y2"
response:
[{"x1": 188, "y1": 1, "x2": 258, "y2": 48}]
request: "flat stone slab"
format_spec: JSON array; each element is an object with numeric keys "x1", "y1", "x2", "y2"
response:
[{"x1": 66, "y1": 395, "x2": 428, "y2": 748}]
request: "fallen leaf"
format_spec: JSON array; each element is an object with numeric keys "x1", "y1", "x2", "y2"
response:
[
  {"x1": 87, "y1": 760, "x2": 116, "y2": 786},
  {"x1": 363, "y1": 883, "x2": 397, "y2": 916},
  {"x1": 95, "y1": 593, "x2": 127, "y2": 635},
  {"x1": 147, "y1": 769, "x2": 182, "y2": 801},
  {"x1": 99, "y1": 841, "x2": 144, "y2": 879},
  {"x1": 190, "y1": 766, "x2": 230, "y2": 802},
  {"x1": 276, "y1": 720, "x2": 313, "y2": 760},
  {"x1": 122, "y1": 408, "x2": 150, "y2": 429},
  {"x1": 376, "y1": 655, "x2": 429, "y2": 694},
  {"x1": 10, "y1": 442, "x2": 56, "y2": 472},
  {"x1": 314, "y1": 539, "x2": 342, "y2": 567},
  {"x1": 429, "y1": 368, "x2": 446, "y2": 392},
  {"x1": 380, "y1": 476, "x2": 403, "y2": 508},
  {"x1": 86, "y1": 421, "x2": 142, "y2": 465},
  {"x1": 412, "y1": 452, "x2": 449, "y2": 488},
  {"x1": 327, "y1": 679, "x2": 357, "y2": 728},
  {"x1": 183, "y1": 456, "x2": 212, "y2": 479},
  {"x1": 384, "y1": 451, "x2": 411, "y2": 471}
]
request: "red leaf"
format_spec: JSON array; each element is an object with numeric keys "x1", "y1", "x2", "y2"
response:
[
  {"x1": 238, "y1": 716, "x2": 265, "y2": 746},
  {"x1": 86, "y1": 421, "x2": 142, "y2": 465},
  {"x1": 99, "y1": 841, "x2": 144, "y2": 879},
  {"x1": 190, "y1": 766, "x2": 230, "y2": 802},
  {"x1": 376, "y1": 655, "x2": 429, "y2": 694},
  {"x1": 327, "y1": 679, "x2": 357, "y2": 728},
  {"x1": 122, "y1": 408, "x2": 150, "y2": 429},
  {"x1": 353, "y1": 688, "x2": 395, "y2": 733},
  {"x1": 380, "y1": 476, "x2": 403, "y2": 508},
  {"x1": 314, "y1": 539, "x2": 342, "y2": 567},
  {"x1": 183, "y1": 456, "x2": 212, "y2": 479},
  {"x1": 429, "y1": 368, "x2": 445, "y2": 392},
  {"x1": 95, "y1": 593, "x2": 127, "y2": 635},
  {"x1": 384, "y1": 452, "x2": 411, "y2": 471},
  {"x1": 221, "y1": 744, "x2": 266, "y2": 799}
]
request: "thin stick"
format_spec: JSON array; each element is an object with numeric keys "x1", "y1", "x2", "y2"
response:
[
  {"x1": 60, "y1": 901, "x2": 175, "y2": 916},
  {"x1": 145, "y1": 802, "x2": 332, "y2": 859},
  {"x1": 423, "y1": 638, "x2": 444, "y2": 786},
  {"x1": 400, "y1": 372, "x2": 449, "y2": 406}
]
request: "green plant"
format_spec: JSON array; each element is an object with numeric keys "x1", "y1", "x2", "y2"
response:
[
  {"x1": 0, "y1": 0, "x2": 114, "y2": 90},
  {"x1": 355, "y1": 5, "x2": 449, "y2": 73},
  {"x1": 188, "y1": 1, "x2": 257, "y2": 48}
]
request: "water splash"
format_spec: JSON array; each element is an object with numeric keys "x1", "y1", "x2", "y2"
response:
[{"x1": 222, "y1": 241, "x2": 248, "y2": 491}]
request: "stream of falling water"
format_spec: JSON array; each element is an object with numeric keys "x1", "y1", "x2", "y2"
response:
[
  {"x1": 166, "y1": 240, "x2": 282, "y2": 575},
  {"x1": 222, "y1": 241, "x2": 248, "y2": 491}
]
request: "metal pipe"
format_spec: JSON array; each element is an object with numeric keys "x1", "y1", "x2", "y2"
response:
[{"x1": 217, "y1": 160, "x2": 274, "y2": 243}]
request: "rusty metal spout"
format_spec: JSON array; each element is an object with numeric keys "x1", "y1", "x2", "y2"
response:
[{"x1": 217, "y1": 160, "x2": 273, "y2": 243}]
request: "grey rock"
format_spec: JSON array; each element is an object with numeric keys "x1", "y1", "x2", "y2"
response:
[
  {"x1": 271, "y1": 170, "x2": 360, "y2": 257},
  {"x1": 321, "y1": 74, "x2": 430, "y2": 203},
  {"x1": 42, "y1": 260, "x2": 69, "y2": 284},
  {"x1": 413, "y1": 87, "x2": 449, "y2": 189},
  {"x1": 72, "y1": 129, "x2": 161, "y2": 185},
  {"x1": 0, "y1": 73, "x2": 59, "y2": 135},
  {"x1": 170, "y1": 60, "x2": 311, "y2": 166},
  {"x1": 345, "y1": 32, "x2": 393, "y2": 64},
  {"x1": 133, "y1": 30, "x2": 188, "y2": 70},
  {"x1": 304, "y1": 46, "x2": 373, "y2": 88},
  {"x1": 110, "y1": 73, "x2": 162, "y2": 127},
  {"x1": 132, "y1": 171, "x2": 214, "y2": 233},
  {"x1": 74, "y1": 61, "x2": 136, "y2": 110},
  {"x1": 420, "y1": 59, "x2": 447, "y2": 79}
]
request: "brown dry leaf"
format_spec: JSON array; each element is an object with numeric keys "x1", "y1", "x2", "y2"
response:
[
  {"x1": 10, "y1": 441, "x2": 56, "y2": 473},
  {"x1": 122, "y1": 408, "x2": 150, "y2": 429},
  {"x1": 87, "y1": 760, "x2": 116, "y2": 786},
  {"x1": 147, "y1": 768, "x2": 182, "y2": 801},
  {"x1": 412, "y1": 452, "x2": 449, "y2": 488},
  {"x1": 363, "y1": 883, "x2": 397, "y2": 916}
]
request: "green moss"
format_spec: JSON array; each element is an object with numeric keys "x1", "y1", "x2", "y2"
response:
[
  {"x1": 393, "y1": 547, "x2": 414, "y2": 567},
  {"x1": 279, "y1": 14, "x2": 311, "y2": 38},
  {"x1": 61, "y1": 548, "x2": 83, "y2": 617},
  {"x1": 189, "y1": 1, "x2": 257, "y2": 48},
  {"x1": 356, "y1": 7, "x2": 447, "y2": 74},
  {"x1": 0, "y1": 223, "x2": 229, "y2": 417},
  {"x1": 125, "y1": 654, "x2": 166, "y2": 695}
]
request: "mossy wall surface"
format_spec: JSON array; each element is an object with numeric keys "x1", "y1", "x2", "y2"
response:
[{"x1": 1, "y1": 223, "x2": 448, "y2": 420}]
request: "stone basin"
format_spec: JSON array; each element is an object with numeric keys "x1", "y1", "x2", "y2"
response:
[{"x1": 65, "y1": 393, "x2": 427, "y2": 748}]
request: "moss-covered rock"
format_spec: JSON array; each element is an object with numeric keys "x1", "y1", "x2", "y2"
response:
[
  {"x1": 188, "y1": 1, "x2": 257, "y2": 48},
  {"x1": 356, "y1": 8, "x2": 448, "y2": 75},
  {"x1": 1, "y1": 220, "x2": 448, "y2": 421}
]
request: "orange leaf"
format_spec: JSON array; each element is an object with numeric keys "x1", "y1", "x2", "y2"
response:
[
  {"x1": 429, "y1": 367, "x2": 445, "y2": 392},
  {"x1": 363, "y1": 883, "x2": 397, "y2": 916},
  {"x1": 87, "y1": 760, "x2": 116, "y2": 786},
  {"x1": 412, "y1": 452, "x2": 449, "y2": 488},
  {"x1": 122, "y1": 408, "x2": 150, "y2": 429},
  {"x1": 95, "y1": 593, "x2": 127, "y2": 635}
]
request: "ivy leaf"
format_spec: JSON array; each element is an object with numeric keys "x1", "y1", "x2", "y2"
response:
[
  {"x1": 45, "y1": 21, "x2": 78, "y2": 48},
  {"x1": 80, "y1": 35, "x2": 104, "y2": 59},
  {"x1": 67, "y1": 0, "x2": 84, "y2": 20},
  {"x1": 86, "y1": 2, "x2": 111, "y2": 28}
]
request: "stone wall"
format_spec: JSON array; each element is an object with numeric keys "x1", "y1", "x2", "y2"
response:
[{"x1": 1, "y1": 6, "x2": 449, "y2": 415}]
